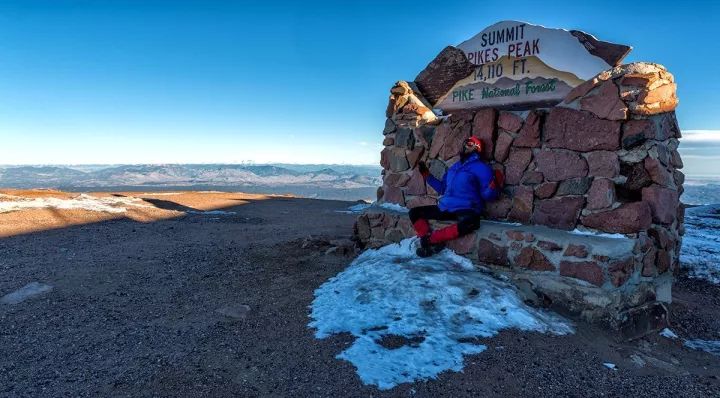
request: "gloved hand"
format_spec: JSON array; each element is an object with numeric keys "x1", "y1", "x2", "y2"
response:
[{"x1": 418, "y1": 161, "x2": 430, "y2": 179}]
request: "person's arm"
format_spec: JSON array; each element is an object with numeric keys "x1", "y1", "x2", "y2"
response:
[
  {"x1": 419, "y1": 161, "x2": 446, "y2": 195},
  {"x1": 479, "y1": 168, "x2": 504, "y2": 201}
]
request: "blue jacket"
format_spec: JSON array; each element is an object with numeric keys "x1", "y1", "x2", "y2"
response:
[{"x1": 427, "y1": 152, "x2": 499, "y2": 213}]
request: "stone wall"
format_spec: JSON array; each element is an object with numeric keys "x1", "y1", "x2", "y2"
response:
[{"x1": 357, "y1": 59, "x2": 684, "y2": 335}]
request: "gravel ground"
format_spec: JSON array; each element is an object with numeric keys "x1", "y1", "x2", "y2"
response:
[{"x1": 0, "y1": 193, "x2": 719, "y2": 397}]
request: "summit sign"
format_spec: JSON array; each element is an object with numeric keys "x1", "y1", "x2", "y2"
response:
[{"x1": 431, "y1": 21, "x2": 631, "y2": 111}]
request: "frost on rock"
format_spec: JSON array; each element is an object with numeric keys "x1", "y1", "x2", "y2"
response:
[
  {"x1": 0, "y1": 194, "x2": 152, "y2": 214},
  {"x1": 681, "y1": 204, "x2": 720, "y2": 284},
  {"x1": 308, "y1": 238, "x2": 572, "y2": 390}
]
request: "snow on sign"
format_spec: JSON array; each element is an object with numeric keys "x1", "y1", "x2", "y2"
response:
[{"x1": 433, "y1": 21, "x2": 631, "y2": 111}]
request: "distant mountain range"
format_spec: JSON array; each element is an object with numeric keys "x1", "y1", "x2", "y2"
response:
[{"x1": 0, "y1": 164, "x2": 382, "y2": 201}]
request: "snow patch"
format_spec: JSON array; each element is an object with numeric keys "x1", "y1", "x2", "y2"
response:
[
  {"x1": 659, "y1": 328, "x2": 679, "y2": 339},
  {"x1": 1, "y1": 282, "x2": 53, "y2": 304},
  {"x1": 309, "y1": 238, "x2": 572, "y2": 390},
  {"x1": 681, "y1": 204, "x2": 720, "y2": 284},
  {"x1": 684, "y1": 339, "x2": 720, "y2": 356},
  {"x1": 603, "y1": 362, "x2": 617, "y2": 370},
  {"x1": 339, "y1": 202, "x2": 408, "y2": 215},
  {"x1": 570, "y1": 228, "x2": 627, "y2": 239},
  {"x1": 0, "y1": 194, "x2": 153, "y2": 214}
]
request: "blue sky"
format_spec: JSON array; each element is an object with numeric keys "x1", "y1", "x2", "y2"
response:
[{"x1": 0, "y1": 0, "x2": 718, "y2": 175}]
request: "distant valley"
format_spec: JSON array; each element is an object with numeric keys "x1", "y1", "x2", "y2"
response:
[{"x1": 0, "y1": 164, "x2": 382, "y2": 201}]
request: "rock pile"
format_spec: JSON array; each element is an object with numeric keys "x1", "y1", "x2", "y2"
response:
[{"x1": 358, "y1": 50, "x2": 684, "y2": 335}]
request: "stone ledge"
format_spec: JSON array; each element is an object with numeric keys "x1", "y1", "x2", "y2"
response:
[{"x1": 354, "y1": 208, "x2": 671, "y2": 337}]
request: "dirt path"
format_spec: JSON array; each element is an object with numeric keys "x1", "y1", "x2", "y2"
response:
[{"x1": 0, "y1": 192, "x2": 718, "y2": 397}]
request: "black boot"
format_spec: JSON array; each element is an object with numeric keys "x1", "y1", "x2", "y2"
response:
[
  {"x1": 416, "y1": 235, "x2": 434, "y2": 258},
  {"x1": 416, "y1": 235, "x2": 445, "y2": 258}
]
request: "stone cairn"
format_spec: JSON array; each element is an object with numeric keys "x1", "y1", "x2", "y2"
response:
[{"x1": 354, "y1": 48, "x2": 683, "y2": 336}]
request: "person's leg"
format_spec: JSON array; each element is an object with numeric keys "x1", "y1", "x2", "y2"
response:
[
  {"x1": 428, "y1": 210, "x2": 480, "y2": 244},
  {"x1": 408, "y1": 205, "x2": 444, "y2": 237}
]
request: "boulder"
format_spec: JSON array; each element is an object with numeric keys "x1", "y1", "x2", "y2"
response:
[
  {"x1": 521, "y1": 171, "x2": 544, "y2": 185},
  {"x1": 556, "y1": 177, "x2": 592, "y2": 196},
  {"x1": 619, "y1": 162, "x2": 652, "y2": 196},
  {"x1": 394, "y1": 128, "x2": 416, "y2": 149},
  {"x1": 580, "y1": 80, "x2": 627, "y2": 120},
  {"x1": 621, "y1": 119, "x2": 654, "y2": 149},
  {"x1": 534, "y1": 182, "x2": 558, "y2": 199},
  {"x1": 504, "y1": 148, "x2": 533, "y2": 185},
  {"x1": 580, "y1": 202, "x2": 652, "y2": 233},
  {"x1": 384, "y1": 172, "x2": 411, "y2": 188},
  {"x1": 587, "y1": 178, "x2": 616, "y2": 210},
  {"x1": 498, "y1": 111, "x2": 523, "y2": 132},
  {"x1": 494, "y1": 132, "x2": 514, "y2": 162},
  {"x1": 387, "y1": 148, "x2": 410, "y2": 172},
  {"x1": 405, "y1": 169, "x2": 427, "y2": 196},
  {"x1": 544, "y1": 107, "x2": 621, "y2": 152},
  {"x1": 644, "y1": 157, "x2": 672, "y2": 187},
  {"x1": 535, "y1": 150, "x2": 589, "y2": 182},
  {"x1": 447, "y1": 232, "x2": 477, "y2": 255},
  {"x1": 609, "y1": 257, "x2": 635, "y2": 287},
  {"x1": 560, "y1": 261, "x2": 605, "y2": 287},
  {"x1": 641, "y1": 185, "x2": 679, "y2": 224},
  {"x1": 429, "y1": 122, "x2": 451, "y2": 158},
  {"x1": 508, "y1": 186, "x2": 533, "y2": 223},
  {"x1": 485, "y1": 195, "x2": 513, "y2": 219},
  {"x1": 406, "y1": 147, "x2": 425, "y2": 168},
  {"x1": 564, "y1": 244, "x2": 589, "y2": 258},
  {"x1": 538, "y1": 240, "x2": 563, "y2": 251},
  {"x1": 532, "y1": 196, "x2": 585, "y2": 230},
  {"x1": 587, "y1": 151, "x2": 619, "y2": 178},
  {"x1": 472, "y1": 109, "x2": 497, "y2": 160},
  {"x1": 414, "y1": 46, "x2": 477, "y2": 105},
  {"x1": 382, "y1": 184, "x2": 405, "y2": 206},
  {"x1": 383, "y1": 118, "x2": 396, "y2": 135},
  {"x1": 440, "y1": 121, "x2": 472, "y2": 160},
  {"x1": 477, "y1": 239, "x2": 509, "y2": 266},
  {"x1": 513, "y1": 111, "x2": 541, "y2": 147},
  {"x1": 514, "y1": 247, "x2": 555, "y2": 271}
]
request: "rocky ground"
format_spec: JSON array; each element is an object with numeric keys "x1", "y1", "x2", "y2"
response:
[{"x1": 0, "y1": 190, "x2": 718, "y2": 397}]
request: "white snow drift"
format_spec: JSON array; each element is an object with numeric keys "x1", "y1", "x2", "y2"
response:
[
  {"x1": 309, "y1": 238, "x2": 572, "y2": 390},
  {"x1": 0, "y1": 194, "x2": 152, "y2": 214}
]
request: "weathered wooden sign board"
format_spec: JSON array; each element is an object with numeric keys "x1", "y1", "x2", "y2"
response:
[{"x1": 433, "y1": 21, "x2": 631, "y2": 111}]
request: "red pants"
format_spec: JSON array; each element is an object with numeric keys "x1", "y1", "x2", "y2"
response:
[{"x1": 408, "y1": 205, "x2": 481, "y2": 244}]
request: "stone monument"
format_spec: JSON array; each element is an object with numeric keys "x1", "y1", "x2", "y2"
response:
[{"x1": 355, "y1": 21, "x2": 683, "y2": 338}]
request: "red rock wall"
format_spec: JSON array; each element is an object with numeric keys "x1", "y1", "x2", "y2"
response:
[{"x1": 378, "y1": 62, "x2": 684, "y2": 278}]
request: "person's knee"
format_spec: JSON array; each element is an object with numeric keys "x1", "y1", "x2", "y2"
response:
[
  {"x1": 458, "y1": 215, "x2": 481, "y2": 235},
  {"x1": 408, "y1": 207, "x2": 421, "y2": 222}
]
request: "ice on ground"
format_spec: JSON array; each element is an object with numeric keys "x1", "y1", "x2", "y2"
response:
[
  {"x1": 308, "y1": 238, "x2": 572, "y2": 390},
  {"x1": 339, "y1": 202, "x2": 409, "y2": 215},
  {"x1": 603, "y1": 362, "x2": 617, "y2": 370},
  {"x1": 660, "y1": 328, "x2": 679, "y2": 339},
  {"x1": 0, "y1": 194, "x2": 152, "y2": 214},
  {"x1": 684, "y1": 339, "x2": 720, "y2": 356},
  {"x1": 570, "y1": 228, "x2": 627, "y2": 239},
  {"x1": 681, "y1": 204, "x2": 720, "y2": 284},
  {"x1": 1, "y1": 282, "x2": 53, "y2": 304}
]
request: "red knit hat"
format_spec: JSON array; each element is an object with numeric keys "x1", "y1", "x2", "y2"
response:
[{"x1": 465, "y1": 136, "x2": 483, "y2": 152}]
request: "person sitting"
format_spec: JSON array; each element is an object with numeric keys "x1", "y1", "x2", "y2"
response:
[{"x1": 410, "y1": 136, "x2": 504, "y2": 257}]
